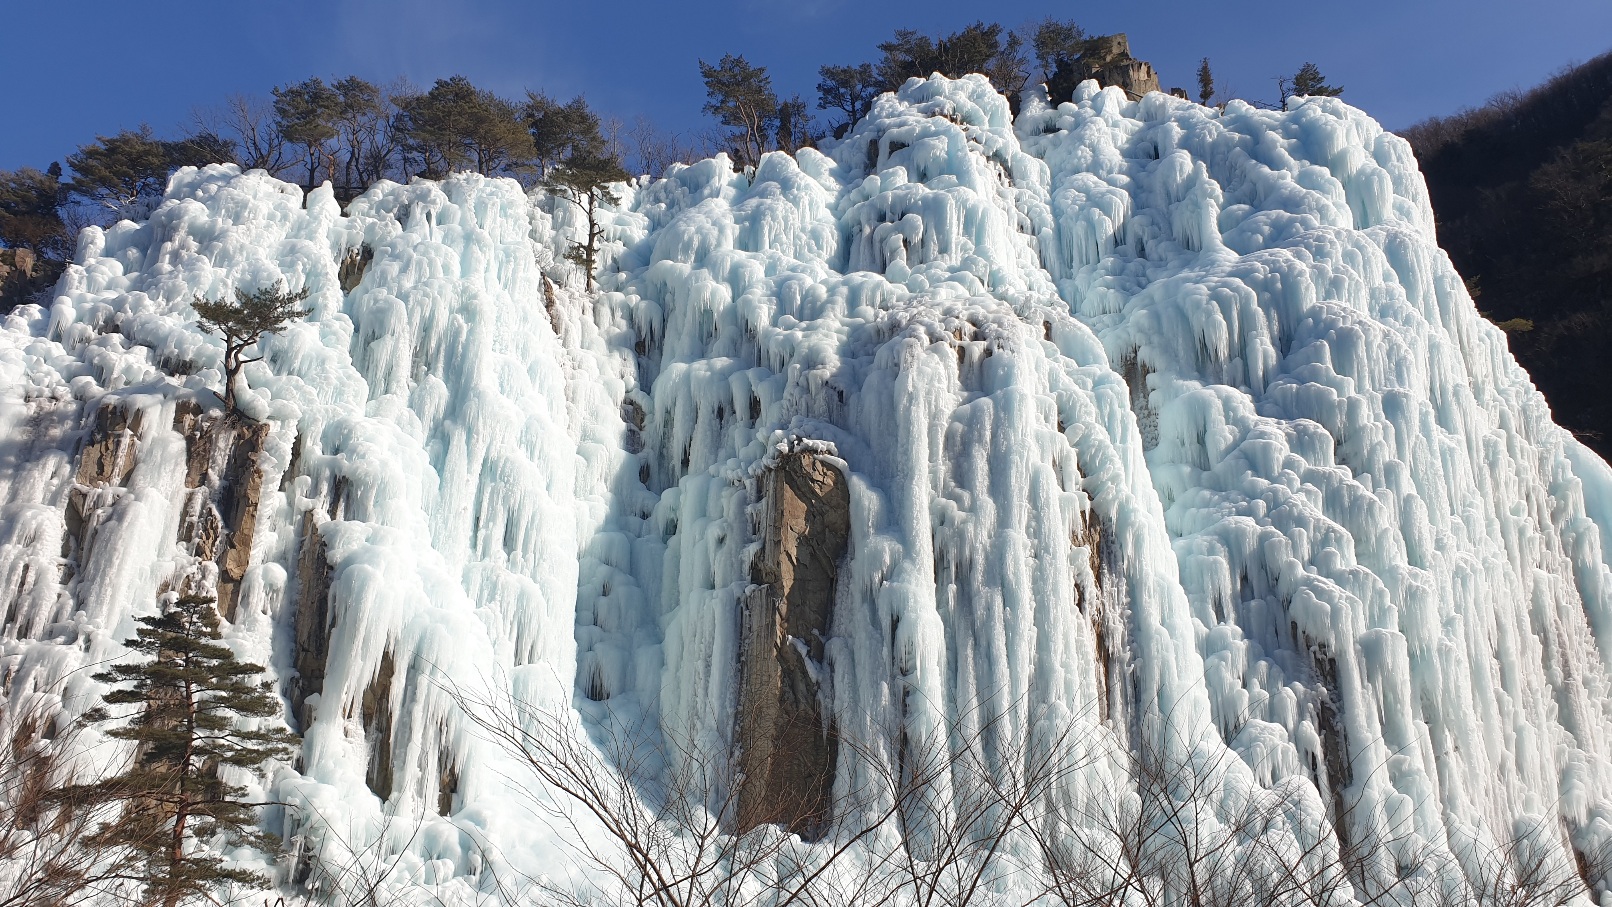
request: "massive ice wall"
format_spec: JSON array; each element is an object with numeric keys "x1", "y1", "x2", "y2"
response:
[{"x1": 1, "y1": 73, "x2": 1610, "y2": 901}]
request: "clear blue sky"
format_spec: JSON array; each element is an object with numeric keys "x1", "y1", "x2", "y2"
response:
[{"x1": 3, "y1": 0, "x2": 1609, "y2": 171}]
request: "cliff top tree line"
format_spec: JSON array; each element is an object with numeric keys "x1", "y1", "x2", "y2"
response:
[
  {"x1": 8, "y1": 20, "x2": 1612, "y2": 907},
  {"x1": 0, "y1": 16, "x2": 1341, "y2": 306}
]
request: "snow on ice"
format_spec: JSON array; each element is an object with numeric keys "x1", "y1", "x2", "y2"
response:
[{"x1": 0, "y1": 74, "x2": 1609, "y2": 902}]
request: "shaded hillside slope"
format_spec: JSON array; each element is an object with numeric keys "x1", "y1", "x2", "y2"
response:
[{"x1": 1404, "y1": 50, "x2": 1612, "y2": 460}]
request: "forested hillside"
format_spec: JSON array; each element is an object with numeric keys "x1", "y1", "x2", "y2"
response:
[{"x1": 1403, "y1": 51, "x2": 1612, "y2": 461}]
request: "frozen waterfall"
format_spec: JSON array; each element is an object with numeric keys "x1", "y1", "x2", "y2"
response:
[{"x1": 1, "y1": 74, "x2": 1610, "y2": 904}]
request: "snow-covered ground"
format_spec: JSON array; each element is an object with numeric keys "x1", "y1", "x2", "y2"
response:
[{"x1": 1, "y1": 75, "x2": 1610, "y2": 903}]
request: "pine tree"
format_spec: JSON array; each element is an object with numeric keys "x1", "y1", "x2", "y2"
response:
[
  {"x1": 699, "y1": 54, "x2": 780, "y2": 169},
  {"x1": 65, "y1": 129, "x2": 238, "y2": 218},
  {"x1": 545, "y1": 146, "x2": 630, "y2": 292},
  {"x1": 524, "y1": 92, "x2": 603, "y2": 178},
  {"x1": 1030, "y1": 17, "x2": 1088, "y2": 103},
  {"x1": 0, "y1": 165, "x2": 68, "y2": 260},
  {"x1": 1197, "y1": 58, "x2": 1216, "y2": 105},
  {"x1": 329, "y1": 76, "x2": 392, "y2": 191},
  {"x1": 68, "y1": 594, "x2": 298, "y2": 907},
  {"x1": 1289, "y1": 62, "x2": 1341, "y2": 99},
  {"x1": 876, "y1": 22, "x2": 1021, "y2": 93},
  {"x1": 66, "y1": 128, "x2": 178, "y2": 213},
  {"x1": 394, "y1": 76, "x2": 533, "y2": 179},
  {"x1": 776, "y1": 95, "x2": 812, "y2": 153},
  {"x1": 272, "y1": 78, "x2": 340, "y2": 188},
  {"x1": 815, "y1": 63, "x2": 879, "y2": 137},
  {"x1": 193, "y1": 282, "x2": 311, "y2": 416}
]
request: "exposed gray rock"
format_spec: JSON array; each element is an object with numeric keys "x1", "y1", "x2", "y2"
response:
[
  {"x1": 290, "y1": 509, "x2": 332, "y2": 731},
  {"x1": 172, "y1": 403, "x2": 271, "y2": 620},
  {"x1": 361, "y1": 650, "x2": 396, "y2": 801},
  {"x1": 339, "y1": 244, "x2": 373, "y2": 293},
  {"x1": 1079, "y1": 33, "x2": 1161, "y2": 100},
  {"x1": 64, "y1": 404, "x2": 142, "y2": 582},
  {"x1": 0, "y1": 248, "x2": 38, "y2": 310},
  {"x1": 735, "y1": 449, "x2": 848, "y2": 838}
]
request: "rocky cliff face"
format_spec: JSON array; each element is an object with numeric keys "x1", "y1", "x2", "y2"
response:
[
  {"x1": 1, "y1": 72, "x2": 1610, "y2": 904},
  {"x1": 1075, "y1": 34, "x2": 1161, "y2": 100},
  {"x1": 0, "y1": 248, "x2": 39, "y2": 311},
  {"x1": 735, "y1": 449, "x2": 849, "y2": 837},
  {"x1": 49, "y1": 399, "x2": 271, "y2": 633}
]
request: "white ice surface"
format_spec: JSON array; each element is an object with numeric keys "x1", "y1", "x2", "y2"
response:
[{"x1": 0, "y1": 75, "x2": 1608, "y2": 903}]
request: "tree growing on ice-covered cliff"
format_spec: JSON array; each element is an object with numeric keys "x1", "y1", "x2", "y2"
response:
[
  {"x1": 0, "y1": 165, "x2": 67, "y2": 261},
  {"x1": 65, "y1": 594, "x2": 298, "y2": 907},
  {"x1": 876, "y1": 22, "x2": 1029, "y2": 97},
  {"x1": 66, "y1": 128, "x2": 232, "y2": 215},
  {"x1": 395, "y1": 76, "x2": 533, "y2": 179},
  {"x1": 273, "y1": 78, "x2": 340, "y2": 188},
  {"x1": 816, "y1": 63, "x2": 880, "y2": 137},
  {"x1": 545, "y1": 145, "x2": 629, "y2": 291},
  {"x1": 699, "y1": 54, "x2": 780, "y2": 169},
  {"x1": 193, "y1": 282, "x2": 310, "y2": 416},
  {"x1": 1197, "y1": 57, "x2": 1216, "y2": 104},
  {"x1": 1028, "y1": 17, "x2": 1089, "y2": 102},
  {"x1": 523, "y1": 92, "x2": 601, "y2": 178},
  {"x1": 776, "y1": 94, "x2": 813, "y2": 153},
  {"x1": 1281, "y1": 62, "x2": 1343, "y2": 101}
]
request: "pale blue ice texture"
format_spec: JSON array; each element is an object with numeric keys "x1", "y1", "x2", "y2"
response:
[{"x1": 0, "y1": 75, "x2": 1608, "y2": 903}]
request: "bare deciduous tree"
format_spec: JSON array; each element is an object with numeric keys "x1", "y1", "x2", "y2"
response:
[
  {"x1": 436, "y1": 680, "x2": 1607, "y2": 907},
  {"x1": 0, "y1": 693, "x2": 154, "y2": 907},
  {"x1": 626, "y1": 117, "x2": 697, "y2": 180},
  {"x1": 193, "y1": 94, "x2": 291, "y2": 175},
  {"x1": 455, "y1": 691, "x2": 911, "y2": 907}
]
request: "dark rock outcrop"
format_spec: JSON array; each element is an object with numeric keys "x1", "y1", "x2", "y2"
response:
[
  {"x1": 64, "y1": 404, "x2": 143, "y2": 581},
  {"x1": 542, "y1": 274, "x2": 562, "y2": 336},
  {"x1": 0, "y1": 248, "x2": 39, "y2": 311},
  {"x1": 75, "y1": 404, "x2": 140, "y2": 488},
  {"x1": 735, "y1": 450, "x2": 848, "y2": 838},
  {"x1": 437, "y1": 747, "x2": 459, "y2": 816},
  {"x1": 1047, "y1": 33, "x2": 1162, "y2": 104},
  {"x1": 1074, "y1": 516, "x2": 1118, "y2": 723},
  {"x1": 1081, "y1": 34, "x2": 1160, "y2": 100},
  {"x1": 361, "y1": 650, "x2": 396, "y2": 800},
  {"x1": 173, "y1": 404, "x2": 271, "y2": 619},
  {"x1": 339, "y1": 244, "x2": 373, "y2": 293},
  {"x1": 290, "y1": 509, "x2": 332, "y2": 731}
]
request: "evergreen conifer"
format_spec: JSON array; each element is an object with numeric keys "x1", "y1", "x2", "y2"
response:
[
  {"x1": 1030, "y1": 18, "x2": 1089, "y2": 104},
  {"x1": 1285, "y1": 62, "x2": 1343, "y2": 100},
  {"x1": 66, "y1": 129, "x2": 179, "y2": 213},
  {"x1": 815, "y1": 63, "x2": 879, "y2": 137},
  {"x1": 1197, "y1": 58, "x2": 1216, "y2": 105},
  {"x1": 394, "y1": 76, "x2": 533, "y2": 178},
  {"x1": 699, "y1": 54, "x2": 780, "y2": 169},
  {"x1": 524, "y1": 92, "x2": 601, "y2": 178},
  {"x1": 776, "y1": 95, "x2": 812, "y2": 153},
  {"x1": 192, "y1": 282, "x2": 311, "y2": 416},
  {"x1": 0, "y1": 165, "x2": 69, "y2": 261},
  {"x1": 272, "y1": 78, "x2": 341, "y2": 188},
  {"x1": 545, "y1": 147, "x2": 630, "y2": 292},
  {"x1": 69, "y1": 594, "x2": 298, "y2": 907}
]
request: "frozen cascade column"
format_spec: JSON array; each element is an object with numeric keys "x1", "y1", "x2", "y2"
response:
[
  {"x1": 612, "y1": 74, "x2": 1221, "y2": 842},
  {"x1": 4, "y1": 166, "x2": 604, "y2": 890},
  {"x1": 1025, "y1": 82, "x2": 1612, "y2": 883},
  {"x1": 0, "y1": 67, "x2": 1607, "y2": 901}
]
